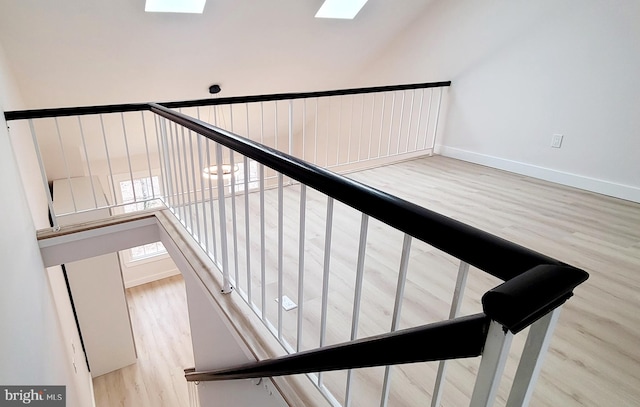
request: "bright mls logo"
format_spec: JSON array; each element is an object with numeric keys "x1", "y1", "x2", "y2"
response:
[{"x1": 1, "y1": 386, "x2": 65, "y2": 406}]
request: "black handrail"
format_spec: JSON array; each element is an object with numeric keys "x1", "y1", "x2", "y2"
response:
[
  {"x1": 3, "y1": 81, "x2": 451, "y2": 121},
  {"x1": 185, "y1": 314, "x2": 489, "y2": 382},
  {"x1": 151, "y1": 101, "x2": 588, "y2": 334},
  {"x1": 150, "y1": 102, "x2": 563, "y2": 282},
  {"x1": 184, "y1": 265, "x2": 588, "y2": 382},
  {"x1": 482, "y1": 264, "x2": 588, "y2": 333},
  {"x1": 4, "y1": 102, "x2": 150, "y2": 121},
  {"x1": 161, "y1": 81, "x2": 452, "y2": 109}
]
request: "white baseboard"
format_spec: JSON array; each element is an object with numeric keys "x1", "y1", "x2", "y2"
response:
[
  {"x1": 124, "y1": 267, "x2": 180, "y2": 288},
  {"x1": 438, "y1": 145, "x2": 640, "y2": 203}
]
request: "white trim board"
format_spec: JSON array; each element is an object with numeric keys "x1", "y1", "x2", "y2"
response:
[
  {"x1": 437, "y1": 145, "x2": 640, "y2": 204},
  {"x1": 123, "y1": 267, "x2": 180, "y2": 288}
]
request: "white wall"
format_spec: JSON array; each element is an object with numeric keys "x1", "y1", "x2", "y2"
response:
[
  {"x1": 0, "y1": 41, "x2": 94, "y2": 407},
  {"x1": 160, "y1": 224, "x2": 287, "y2": 407},
  {"x1": 120, "y1": 252, "x2": 179, "y2": 288},
  {"x1": 354, "y1": 0, "x2": 640, "y2": 202}
]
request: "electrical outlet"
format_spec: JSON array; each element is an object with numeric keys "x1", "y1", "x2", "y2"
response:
[
  {"x1": 275, "y1": 295, "x2": 297, "y2": 311},
  {"x1": 551, "y1": 134, "x2": 563, "y2": 148}
]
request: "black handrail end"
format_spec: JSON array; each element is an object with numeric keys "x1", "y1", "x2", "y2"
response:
[
  {"x1": 184, "y1": 314, "x2": 489, "y2": 382},
  {"x1": 482, "y1": 264, "x2": 589, "y2": 333}
]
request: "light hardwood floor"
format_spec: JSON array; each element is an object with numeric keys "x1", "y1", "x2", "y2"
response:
[
  {"x1": 92, "y1": 275, "x2": 194, "y2": 407},
  {"x1": 345, "y1": 156, "x2": 640, "y2": 407},
  {"x1": 93, "y1": 156, "x2": 640, "y2": 407}
]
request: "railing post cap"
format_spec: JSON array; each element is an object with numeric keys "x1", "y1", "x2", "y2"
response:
[{"x1": 482, "y1": 264, "x2": 588, "y2": 333}]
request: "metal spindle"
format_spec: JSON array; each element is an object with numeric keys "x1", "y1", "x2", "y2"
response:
[
  {"x1": 205, "y1": 140, "x2": 218, "y2": 260},
  {"x1": 141, "y1": 112, "x2": 155, "y2": 198},
  {"x1": 215, "y1": 144, "x2": 232, "y2": 294},
  {"x1": 78, "y1": 116, "x2": 99, "y2": 208},
  {"x1": 386, "y1": 92, "x2": 396, "y2": 157},
  {"x1": 470, "y1": 320, "x2": 514, "y2": 407},
  {"x1": 274, "y1": 101, "x2": 279, "y2": 151},
  {"x1": 119, "y1": 113, "x2": 135, "y2": 205},
  {"x1": 368, "y1": 94, "x2": 376, "y2": 160},
  {"x1": 314, "y1": 98, "x2": 319, "y2": 165},
  {"x1": 344, "y1": 213, "x2": 370, "y2": 407},
  {"x1": 358, "y1": 93, "x2": 365, "y2": 162},
  {"x1": 174, "y1": 123, "x2": 187, "y2": 224},
  {"x1": 170, "y1": 123, "x2": 184, "y2": 222},
  {"x1": 430, "y1": 88, "x2": 444, "y2": 155},
  {"x1": 277, "y1": 173, "x2": 284, "y2": 340},
  {"x1": 414, "y1": 89, "x2": 426, "y2": 151},
  {"x1": 259, "y1": 164, "x2": 266, "y2": 320},
  {"x1": 396, "y1": 90, "x2": 406, "y2": 155},
  {"x1": 174, "y1": 123, "x2": 188, "y2": 223},
  {"x1": 431, "y1": 261, "x2": 470, "y2": 407},
  {"x1": 230, "y1": 151, "x2": 239, "y2": 289},
  {"x1": 505, "y1": 308, "x2": 562, "y2": 407},
  {"x1": 28, "y1": 119, "x2": 58, "y2": 229},
  {"x1": 98, "y1": 115, "x2": 116, "y2": 207},
  {"x1": 318, "y1": 196, "x2": 335, "y2": 386},
  {"x1": 347, "y1": 95, "x2": 355, "y2": 164},
  {"x1": 302, "y1": 99, "x2": 307, "y2": 161},
  {"x1": 337, "y1": 96, "x2": 343, "y2": 165},
  {"x1": 160, "y1": 118, "x2": 174, "y2": 209},
  {"x1": 167, "y1": 120, "x2": 179, "y2": 215},
  {"x1": 163, "y1": 120, "x2": 175, "y2": 209},
  {"x1": 296, "y1": 184, "x2": 307, "y2": 352},
  {"x1": 260, "y1": 102, "x2": 265, "y2": 145},
  {"x1": 154, "y1": 115, "x2": 169, "y2": 205},
  {"x1": 378, "y1": 93, "x2": 386, "y2": 159},
  {"x1": 196, "y1": 133, "x2": 209, "y2": 251},
  {"x1": 243, "y1": 156, "x2": 252, "y2": 304},
  {"x1": 288, "y1": 100, "x2": 293, "y2": 157},
  {"x1": 180, "y1": 126, "x2": 194, "y2": 233},
  {"x1": 55, "y1": 117, "x2": 77, "y2": 213},
  {"x1": 188, "y1": 130, "x2": 201, "y2": 242},
  {"x1": 380, "y1": 233, "x2": 413, "y2": 407},
  {"x1": 325, "y1": 98, "x2": 330, "y2": 167},
  {"x1": 422, "y1": 89, "x2": 434, "y2": 150},
  {"x1": 244, "y1": 104, "x2": 251, "y2": 141},
  {"x1": 405, "y1": 90, "x2": 416, "y2": 153}
]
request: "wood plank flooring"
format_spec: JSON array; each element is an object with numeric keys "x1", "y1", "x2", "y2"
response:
[
  {"x1": 92, "y1": 275, "x2": 194, "y2": 407},
  {"x1": 93, "y1": 156, "x2": 640, "y2": 407},
  {"x1": 343, "y1": 156, "x2": 640, "y2": 407}
]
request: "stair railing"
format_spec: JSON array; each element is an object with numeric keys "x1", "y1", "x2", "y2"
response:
[
  {"x1": 4, "y1": 80, "x2": 589, "y2": 406},
  {"x1": 149, "y1": 104, "x2": 587, "y2": 407},
  {"x1": 184, "y1": 261, "x2": 586, "y2": 406},
  {"x1": 5, "y1": 81, "x2": 448, "y2": 230}
]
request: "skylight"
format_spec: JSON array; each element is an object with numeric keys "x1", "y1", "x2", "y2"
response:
[
  {"x1": 315, "y1": 0, "x2": 369, "y2": 19},
  {"x1": 145, "y1": 0, "x2": 206, "y2": 14}
]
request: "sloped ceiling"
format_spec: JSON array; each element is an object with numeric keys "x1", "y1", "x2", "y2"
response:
[{"x1": 0, "y1": 0, "x2": 434, "y2": 109}]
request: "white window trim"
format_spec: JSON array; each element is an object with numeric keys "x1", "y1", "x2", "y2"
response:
[{"x1": 111, "y1": 170, "x2": 169, "y2": 266}]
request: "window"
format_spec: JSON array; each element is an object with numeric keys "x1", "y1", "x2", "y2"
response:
[
  {"x1": 119, "y1": 176, "x2": 167, "y2": 261},
  {"x1": 120, "y1": 176, "x2": 163, "y2": 212}
]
